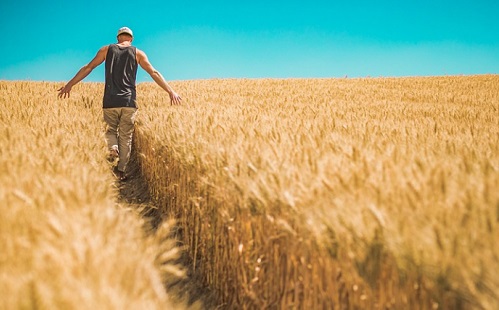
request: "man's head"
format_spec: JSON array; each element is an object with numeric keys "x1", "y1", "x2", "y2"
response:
[{"x1": 117, "y1": 27, "x2": 133, "y2": 42}]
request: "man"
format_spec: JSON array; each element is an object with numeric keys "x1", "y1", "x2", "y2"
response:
[{"x1": 58, "y1": 26, "x2": 181, "y2": 181}]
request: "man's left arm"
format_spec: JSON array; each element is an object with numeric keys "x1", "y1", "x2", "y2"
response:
[{"x1": 58, "y1": 46, "x2": 108, "y2": 99}]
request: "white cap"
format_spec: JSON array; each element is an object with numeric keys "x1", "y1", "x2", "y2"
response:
[{"x1": 117, "y1": 27, "x2": 133, "y2": 37}]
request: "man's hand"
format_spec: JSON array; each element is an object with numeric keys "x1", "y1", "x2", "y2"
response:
[
  {"x1": 169, "y1": 91, "x2": 182, "y2": 105},
  {"x1": 57, "y1": 85, "x2": 72, "y2": 99}
]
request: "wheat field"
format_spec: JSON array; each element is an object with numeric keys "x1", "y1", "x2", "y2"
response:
[
  {"x1": 1, "y1": 76, "x2": 498, "y2": 309},
  {"x1": 0, "y1": 81, "x2": 193, "y2": 309}
]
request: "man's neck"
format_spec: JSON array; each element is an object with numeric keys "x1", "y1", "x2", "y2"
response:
[{"x1": 117, "y1": 40, "x2": 132, "y2": 47}]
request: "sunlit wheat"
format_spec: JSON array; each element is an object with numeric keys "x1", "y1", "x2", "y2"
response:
[
  {"x1": 134, "y1": 76, "x2": 498, "y2": 309},
  {"x1": 0, "y1": 81, "x2": 190, "y2": 309}
]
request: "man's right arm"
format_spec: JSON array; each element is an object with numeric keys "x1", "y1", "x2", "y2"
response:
[{"x1": 137, "y1": 49, "x2": 182, "y2": 105}]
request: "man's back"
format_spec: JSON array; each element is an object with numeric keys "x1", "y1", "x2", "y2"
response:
[{"x1": 103, "y1": 44, "x2": 138, "y2": 108}]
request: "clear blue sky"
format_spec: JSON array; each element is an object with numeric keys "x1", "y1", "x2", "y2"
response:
[{"x1": 1, "y1": 0, "x2": 498, "y2": 82}]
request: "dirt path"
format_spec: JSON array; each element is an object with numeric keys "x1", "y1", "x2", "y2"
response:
[{"x1": 113, "y1": 147, "x2": 218, "y2": 309}]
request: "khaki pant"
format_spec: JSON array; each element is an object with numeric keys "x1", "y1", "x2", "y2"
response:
[{"x1": 103, "y1": 107, "x2": 138, "y2": 172}]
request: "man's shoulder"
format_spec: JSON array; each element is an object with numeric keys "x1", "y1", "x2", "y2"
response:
[
  {"x1": 135, "y1": 48, "x2": 147, "y2": 59},
  {"x1": 99, "y1": 45, "x2": 112, "y2": 52}
]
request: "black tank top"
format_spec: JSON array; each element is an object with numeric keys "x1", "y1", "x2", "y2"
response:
[{"x1": 103, "y1": 44, "x2": 138, "y2": 108}]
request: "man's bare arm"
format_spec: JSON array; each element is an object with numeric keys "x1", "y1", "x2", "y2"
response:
[
  {"x1": 137, "y1": 49, "x2": 182, "y2": 105},
  {"x1": 58, "y1": 46, "x2": 108, "y2": 98}
]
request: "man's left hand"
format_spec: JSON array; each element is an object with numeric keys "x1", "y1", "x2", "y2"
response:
[{"x1": 57, "y1": 85, "x2": 72, "y2": 99}]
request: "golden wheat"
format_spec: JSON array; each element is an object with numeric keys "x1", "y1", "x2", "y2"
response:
[
  {"x1": 134, "y1": 76, "x2": 498, "y2": 309},
  {"x1": 0, "y1": 81, "x2": 190, "y2": 309},
  {"x1": 2, "y1": 76, "x2": 497, "y2": 309}
]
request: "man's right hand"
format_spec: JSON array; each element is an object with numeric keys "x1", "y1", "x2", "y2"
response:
[{"x1": 169, "y1": 91, "x2": 182, "y2": 105}]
